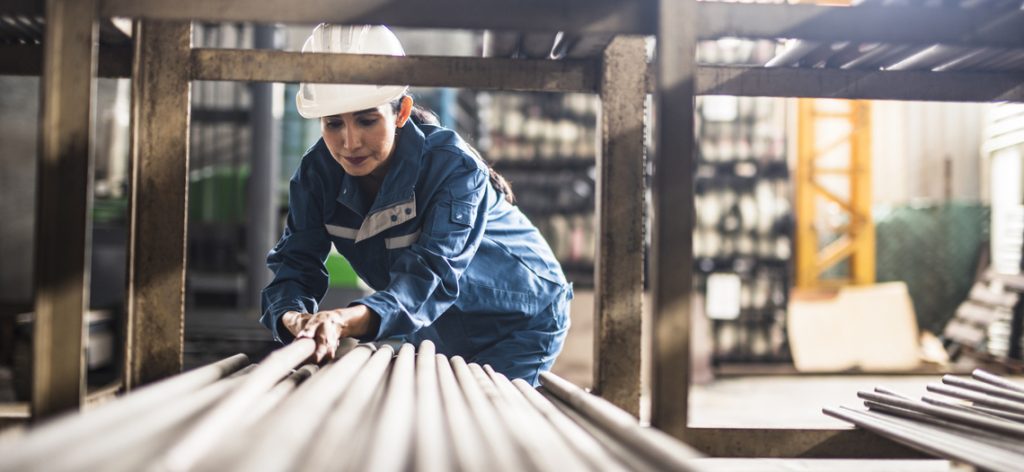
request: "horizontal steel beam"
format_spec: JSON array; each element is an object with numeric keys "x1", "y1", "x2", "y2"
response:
[
  {"x1": 190, "y1": 49, "x2": 599, "y2": 93},
  {"x1": 698, "y1": 3, "x2": 1024, "y2": 49},
  {"x1": 100, "y1": 0, "x2": 655, "y2": 34},
  {"x1": 193, "y1": 51, "x2": 1024, "y2": 103},
  {"x1": 7, "y1": 44, "x2": 1019, "y2": 103},
  {"x1": 0, "y1": 44, "x2": 131, "y2": 78},
  {"x1": 686, "y1": 65, "x2": 1024, "y2": 103}
]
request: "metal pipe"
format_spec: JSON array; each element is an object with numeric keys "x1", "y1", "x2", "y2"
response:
[
  {"x1": 335, "y1": 366, "x2": 390, "y2": 472},
  {"x1": 861, "y1": 400, "x2": 1024, "y2": 454},
  {"x1": 942, "y1": 375, "x2": 1024, "y2": 404},
  {"x1": 511, "y1": 378, "x2": 630, "y2": 472},
  {"x1": 764, "y1": 40, "x2": 821, "y2": 67},
  {"x1": 838, "y1": 43, "x2": 898, "y2": 69},
  {"x1": 467, "y1": 362, "x2": 555, "y2": 471},
  {"x1": 481, "y1": 365, "x2": 595, "y2": 471},
  {"x1": 857, "y1": 390, "x2": 1024, "y2": 437},
  {"x1": 926, "y1": 383, "x2": 1024, "y2": 416},
  {"x1": 922, "y1": 395, "x2": 1024, "y2": 425},
  {"x1": 449, "y1": 356, "x2": 530, "y2": 472},
  {"x1": 226, "y1": 345, "x2": 375, "y2": 472},
  {"x1": 974, "y1": 369, "x2": 1024, "y2": 393},
  {"x1": 0, "y1": 353, "x2": 249, "y2": 469},
  {"x1": 435, "y1": 355, "x2": 493, "y2": 472},
  {"x1": 540, "y1": 389, "x2": 664, "y2": 471},
  {"x1": 0, "y1": 343, "x2": 715, "y2": 470},
  {"x1": 887, "y1": 45, "x2": 970, "y2": 71},
  {"x1": 414, "y1": 341, "x2": 451, "y2": 472},
  {"x1": 539, "y1": 372, "x2": 702, "y2": 469},
  {"x1": 241, "y1": 364, "x2": 319, "y2": 428},
  {"x1": 227, "y1": 363, "x2": 259, "y2": 378},
  {"x1": 363, "y1": 343, "x2": 416, "y2": 472},
  {"x1": 824, "y1": 406, "x2": 1023, "y2": 472},
  {"x1": 967, "y1": 404, "x2": 1024, "y2": 424},
  {"x1": 298, "y1": 345, "x2": 394, "y2": 471},
  {"x1": 180, "y1": 366, "x2": 321, "y2": 469},
  {"x1": 157, "y1": 339, "x2": 316, "y2": 471},
  {"x1": 852, "y1": 404, "x2": 1024, "y2": 467},
  {"x1": 933, "y1": 48, "x2": 1001, "y2": 71},
  {"x1": 52, "y1": 375, "x2": 247, "y2": 472}
]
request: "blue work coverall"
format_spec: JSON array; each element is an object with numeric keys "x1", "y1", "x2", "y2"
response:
[{"x1": 260, "y1": 120, "x2": 571, "y2": 385}]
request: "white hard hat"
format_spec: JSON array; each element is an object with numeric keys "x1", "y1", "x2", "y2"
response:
[{"x1": 295, "y1": 24, "x2": 409, "y2": 119}]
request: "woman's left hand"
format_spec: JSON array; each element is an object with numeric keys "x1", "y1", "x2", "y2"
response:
[{"x1": 297, "y1": 305, "x2": 378, "y2": 362}]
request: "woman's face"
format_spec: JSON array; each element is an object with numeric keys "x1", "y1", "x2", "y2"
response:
[{"x1": 321, "y1": 104, "x2": 398, "y2": 177}]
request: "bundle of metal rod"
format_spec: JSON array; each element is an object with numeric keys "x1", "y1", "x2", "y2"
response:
[
  {"x1": 825, "y1": 369, "x2": 1024, "y2": 472},
  {"x1": 0, "y1": 341, "x2": 703, "y2": 471}
]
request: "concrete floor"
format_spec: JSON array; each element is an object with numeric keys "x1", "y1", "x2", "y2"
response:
[{"x1": 688, "y1": 375, "x2": 937, "y2": 428}]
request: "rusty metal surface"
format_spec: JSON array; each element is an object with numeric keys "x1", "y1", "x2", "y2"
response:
[
  {"x1": 125, "y1": 20, "x2": 192, "y2": 389},
  {"x1": 31, "y1": 0, "x2": 98, "y2": 420},
  {"x1": 651, "y1": 0, "x2": 697, "y2": 440},
  {"x1": 190, "y1": 48, "x2": 600, "y2": 93},
  {"x1": 594, "y1": 36, "x2": 645, "y2": 418},
  {"x1": 0, "y1": 43, "x2": 131, "y2": 77}
]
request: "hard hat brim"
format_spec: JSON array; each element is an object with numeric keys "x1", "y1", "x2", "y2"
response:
[{"x1": 296, "y1": 83, "x2": 409, "y2": 119}]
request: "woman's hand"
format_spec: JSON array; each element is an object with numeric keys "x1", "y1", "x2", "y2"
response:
[
  {"x1": 296, "y1": 305, "x2": 379, "y2": 362},
  {"x1": 281, "y1": 311, "x2": 312, "y2": 338}
]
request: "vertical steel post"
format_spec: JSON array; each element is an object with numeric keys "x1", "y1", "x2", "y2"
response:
[
  {"x1": 652, "y1": 0, "x2": 697, "y2": 438},
  {"x1": 32, "y1": 0, "x2": 98, "y2": 418},
  {"x1": 125, "y1": 20, "x2": 192, "y2": 389},
  {"x1": 595, "y1": 36, "x2": 647, "y2": 417},
  {"x1": 247, "y1": 25, "x2": 280, "y2": 309}
]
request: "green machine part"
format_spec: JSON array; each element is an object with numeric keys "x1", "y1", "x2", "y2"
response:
[
  {"x1": 189, "y1": 165, "x2": 250, "y2": 223},
  {"x1": 325, "y1": 249, "x2": 361, "y2": 288}
]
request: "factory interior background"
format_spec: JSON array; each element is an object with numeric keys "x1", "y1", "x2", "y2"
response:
[{"x1": 2, "y1": 23, "x2": 1022, "y2": 432}]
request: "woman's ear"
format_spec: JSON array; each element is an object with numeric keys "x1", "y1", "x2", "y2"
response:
[{"x1": 396, "y1": 96, "x2": 414, "y2": 128}]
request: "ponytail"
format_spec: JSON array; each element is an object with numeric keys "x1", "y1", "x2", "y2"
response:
[{"x1": 392, "y1": 96, "x2": 516, "y2": 204}]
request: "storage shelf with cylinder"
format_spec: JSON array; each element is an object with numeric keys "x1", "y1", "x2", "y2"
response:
[
  {"x1": 694, "y1": 38, "x2": 794, "y2": 365},
  {"x1": 471, "y1": 91, "x2": 599, "y2": 288}
]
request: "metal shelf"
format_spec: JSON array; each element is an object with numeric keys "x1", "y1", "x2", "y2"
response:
[{"x1": 4, "y1": 0, "x2": 1022, "y2": 458}]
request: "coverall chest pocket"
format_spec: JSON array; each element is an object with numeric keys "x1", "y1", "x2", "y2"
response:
[{"x1": 427, "y1": 199, "x2": 475, "y2": 236}]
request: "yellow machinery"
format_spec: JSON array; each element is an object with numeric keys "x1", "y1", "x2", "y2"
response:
[{"x1": 795, "y1": 99, "x2": 874, "y2": 288}]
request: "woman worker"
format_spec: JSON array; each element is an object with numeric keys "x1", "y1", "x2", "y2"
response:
[{"x1": 260, "y1": 24, "x2": 571, "y2": 385}]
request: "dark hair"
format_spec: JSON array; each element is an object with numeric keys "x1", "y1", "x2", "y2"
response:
[{"x1": 392, "y1": 97, "x2": 515, "y2": 204}]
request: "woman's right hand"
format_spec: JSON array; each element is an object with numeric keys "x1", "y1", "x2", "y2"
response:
[{"x1": 281, "y1": 310, "x2": 312, "y2": 337}]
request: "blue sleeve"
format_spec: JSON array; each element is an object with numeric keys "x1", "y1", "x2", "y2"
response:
[
  {"x1": 259, "y1": 171, "x2": 332, "y2": 343},
  {"x1": 355, "y1": 165, "x2": 489, "y2": 340}
]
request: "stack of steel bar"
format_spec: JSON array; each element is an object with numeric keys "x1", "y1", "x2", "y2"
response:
[
  {"x1": 824, "y1": 369, "x2": 1024, "y2": 472},
  {"x1": 0, "y1": 340, "x2": 702, "y2": 471}
]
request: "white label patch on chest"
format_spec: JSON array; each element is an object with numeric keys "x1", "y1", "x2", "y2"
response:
[{"x1": 355, "y1": 197, "x2": 417, "y2": 243}]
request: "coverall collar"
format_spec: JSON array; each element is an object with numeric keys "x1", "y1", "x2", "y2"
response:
[{"x1": 335, "y1": 119, "x2": 423, "y2": 242}]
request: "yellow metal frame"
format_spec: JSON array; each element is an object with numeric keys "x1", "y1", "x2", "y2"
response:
[{"x1": 795, "y1": 99, "x2": 874, "y2": 288}]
